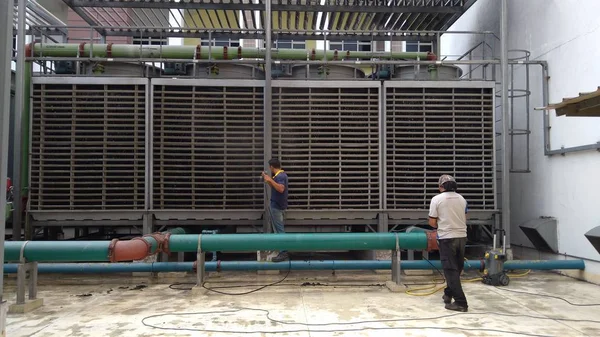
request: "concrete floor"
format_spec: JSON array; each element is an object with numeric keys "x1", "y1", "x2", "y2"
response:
[{"x1": 4, "y1": 270, "x2": 600, "y2": 337}]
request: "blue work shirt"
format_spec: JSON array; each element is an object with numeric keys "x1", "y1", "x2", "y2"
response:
[{"x1": 270, "y1": 171, "x2": 288, "y2": 210}]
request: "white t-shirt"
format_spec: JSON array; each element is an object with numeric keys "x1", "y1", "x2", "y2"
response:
[{"x1": 428, "y1": 192, "x2": 468, "y2": 239}]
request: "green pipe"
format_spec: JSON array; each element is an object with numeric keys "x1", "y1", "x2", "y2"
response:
[
  {"x1": 4, "y1": 227, "x2": 186, "y2": 262},
  {"x1": 29, "y1": 43, "x2": 433, "y2": 61},
  {"x1": 428, "y1": 65, "x2": 439, "y2": 80},
  {"x1": 169, "y1": 233, "x2": 429, "y2": 253},
  {"x1": 2, "y1": 259, "x2": 585, "y2": 274},
  {"x1": 5, "y1": 232, "x2": 428, "y2": 262},
  {"x1": 4, "y1": 241, "x2": 110, "y2": 262}
]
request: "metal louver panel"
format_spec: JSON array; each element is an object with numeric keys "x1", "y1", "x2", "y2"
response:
[
  {"x1": 272, "y1": 84, "x2": 380, "y2": 210},
  {"x1": 386, "y1": 85, "x2": 495, "y2": 210},
  {"x1": 153, "y1": 83, "x2": 264, "y2": 209},
  {"x1": 30, "y1": 82, "x2": 146, "y2": 210}
]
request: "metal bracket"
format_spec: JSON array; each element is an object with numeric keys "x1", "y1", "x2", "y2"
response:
[
  {"x1": 17, "y1": 241, "x2": 38, "y2": 305},
  {"x1": 196, "y1": 234, "x2": 205, "y2": 286},
  {"x1": 391, "y1": 234, "x2": 401, "y2": 285}
]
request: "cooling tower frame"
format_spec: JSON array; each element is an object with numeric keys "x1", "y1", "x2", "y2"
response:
[{"x1": 28, "y1": 76, "x2": 150, "y2": 226}]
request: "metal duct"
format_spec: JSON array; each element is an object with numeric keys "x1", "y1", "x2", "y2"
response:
[
  {"x1": 385, "y1": 84, "x2": 495, "y2": 210},
  {"x1": 152, "y1": 80, "x2": 264, "y2": 209},
  {"x1": 584, "y1": 226, "x2": 600, "y2": 255},
  {"x1": 519, "y1": 217, "x2": 558, "y2": 253},
  {"x1": 272, "y1": 83, "x2": 380, "y2": 209},
  {"x1": 30, "y1": 81, "x2": 146, "y2": 211}
]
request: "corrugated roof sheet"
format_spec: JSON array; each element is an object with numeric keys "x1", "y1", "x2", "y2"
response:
[{"x1": 53, "y1": 0, "x2": 477, "y2": 39}]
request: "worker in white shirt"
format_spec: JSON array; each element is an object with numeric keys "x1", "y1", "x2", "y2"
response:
[{"x1": 428, "y1": 174, "x2": 468, "y2": 312}]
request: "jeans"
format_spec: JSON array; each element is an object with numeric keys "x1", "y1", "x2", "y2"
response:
[
  {"x1": 439, "y1": 237, "x2": 468, "y2": 307},
  {"x1": 269, "y1": 203, "x2": 286, "y2": 253}
]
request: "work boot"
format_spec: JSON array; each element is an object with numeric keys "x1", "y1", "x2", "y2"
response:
[
  {"x1": 442, "y1": 295, "x2": 452, "y2": 304},
  {"x1": 445, "y1": 302, "x2": 468, "y2": 312},
  {"x1": 272, "y1": 252, "x2": 289, "y2": 263}
]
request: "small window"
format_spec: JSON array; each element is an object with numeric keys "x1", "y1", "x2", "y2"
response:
[
  {"x1": 405, "y1": 41, "x2": 433, "y2": 53},
  {"x1": 201, "y1": 39, "x2": 240, "y2": 47},
  {"x1": 133, "y1": 37, "x2": 168, "y2": 46},
  {"x1": 272, "y1": 40, "x2": 305, "y2": 49},
  {"x1": 328, "y1": 41, "x2": 371, "y2": 52},
  {"x1": 329, "y1": 42, "x2": 343, "y2": 50}
]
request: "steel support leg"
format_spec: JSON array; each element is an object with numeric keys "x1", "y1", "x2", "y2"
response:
[
  {"x1": 0, "y1": 0, "x2": 11, "y2": 325},
  {"x1": 142, "y1": 213, "x2": 153, "y2": 235},
  {"x1": 391, "y1": 235, "x2": 401, "y2": 285},
  {"x1": 11, "y1": 261, "x2": 42, "y2": 313},
  {"x1": 196, "y1": 234, "x2": 205, "y2": 286}
]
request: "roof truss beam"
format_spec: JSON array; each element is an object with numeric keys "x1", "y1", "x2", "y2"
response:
[
  {"x1": 67, "y1": 0, "x2": 464, "y2": 14},
  {"x1": 100, "y1": 29, "x2": 437, "y2": 42},
  {"x1": 62, "y1": 0, "x2": 106, "y2": 35}
]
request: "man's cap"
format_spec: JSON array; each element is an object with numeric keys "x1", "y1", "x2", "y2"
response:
[{"x1": 438, "y1": 174, "x2": 456, "y2": 185}]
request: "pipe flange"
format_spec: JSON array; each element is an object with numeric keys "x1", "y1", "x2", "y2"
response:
[
  {"x1": 223, "y1": 46, "x2": 228, "y2": 60},
  {"x1": 162, "y1": 232, "x2": 172, "y2": 255},
  {"x1": 143, "y1": 233, "x2": 165, "y2": 254},
  {"x1": 78, "y1": 42, "x2": 87, "y2": 58},
  {"x1": 195, "y1": 44, "x2": 201, "y2": 60},
  {"x1": 479, "y1": 259, "x2": 486, "y2": 273},
  {"x1": 237, "y1": 46, "x2": 242, "y2": 59},
  {"x1": 333, "y1": 50, "x2": 338, "y2": 61},
  {"x1": 108, "y1": 238, "x2": 119, "y2": 263},
  {"x1": 25, "y1": 42, "x2": 35, "y2": 58},
  {"x1": 106, "y1": 43, "x2": 113, "y2": 58},
  {"x1": 426, "y1": 231, "x2": 439, "y2": 252},
  {"x1": 216, "y1": 260, "x2": 222, "y2": 273}
]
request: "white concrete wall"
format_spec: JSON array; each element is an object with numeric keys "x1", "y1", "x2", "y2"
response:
[{"x1": 443, "y1": 0, "x2": 600, "y2": 264}]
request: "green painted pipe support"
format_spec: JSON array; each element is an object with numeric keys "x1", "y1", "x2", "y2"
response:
[{"x1": 28, "y1": 43, "x2": 433, "y2": 61}]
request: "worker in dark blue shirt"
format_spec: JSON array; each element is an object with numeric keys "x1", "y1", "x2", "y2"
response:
[{"x1": 261, "y1": 158, "x2": 289, "y2": 262}]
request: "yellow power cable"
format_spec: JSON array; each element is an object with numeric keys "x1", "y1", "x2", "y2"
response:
[
  {"x1": 507, "y1": 269, "x2": 531, "y2": 277},
  {"x1": 404, "y1": 258, "x2": 532, "y2": 297}
]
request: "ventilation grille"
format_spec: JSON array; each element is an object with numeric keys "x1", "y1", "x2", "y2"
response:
[
  {"x1": 272, "y1": 87, "x2": 380, "y2": 209},
  {"x1": 386, "y1": 87, "x2": 494, "y2": 210},
  {"x1": 30, "y1": 83, "x2": 146, "y2": 210},
  {"x1": 153, "y1": 85, "x2": 264, "y2": 209}
]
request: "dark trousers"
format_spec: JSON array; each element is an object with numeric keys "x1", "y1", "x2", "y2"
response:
[{"x1": 439, "y1": 237, "x2": 468, "y2": 307}]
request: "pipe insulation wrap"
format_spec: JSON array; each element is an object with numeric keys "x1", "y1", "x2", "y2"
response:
[{"x1": 2, "y1": 259, "x2": 585, "y2": 274}]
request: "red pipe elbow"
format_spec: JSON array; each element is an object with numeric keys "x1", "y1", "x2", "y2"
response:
[
  {"x1": 427, "y1": 52, "x2": 437, "y2": 61},
  {"x1": 25, "y1": 42, "x2": 34, "y2": 57},
  {"x1": 108, "y1": 238, "x2": 151, "y2": 263}
]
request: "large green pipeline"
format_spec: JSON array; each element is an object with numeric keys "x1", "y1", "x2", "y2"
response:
[
  {"x1": 4, "y1": 227, "x2": 187, "y2": 262},
  {"x1": 5, "y1": 232, "x2": 434, "y2": 262},
  {"x1": 26, "y1": 43, "x2": 435, "y2": 61},
  {"x1": 169, "y1": 233, "x2": 432, "y2": 252},
  {"x1": 2, "y1": 259, "x2": 585, "y2": 274}
]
